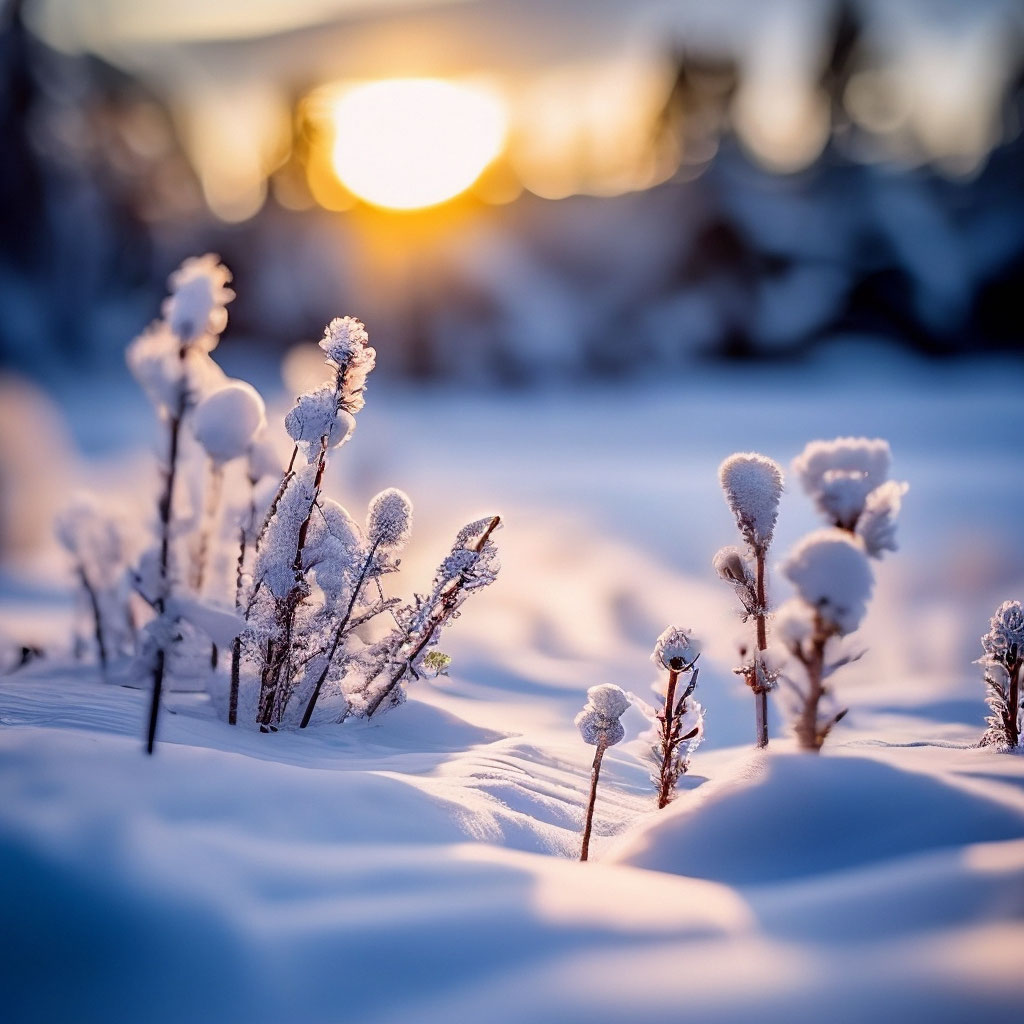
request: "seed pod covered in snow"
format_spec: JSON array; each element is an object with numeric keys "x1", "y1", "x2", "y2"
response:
[
  {"x1": 367, "y1": 488, "x2": 413, "y2": 551},
  {"x1": 719, "y1": 453, "x2": 784, "y2": 551},
  {"x1": 783, "y1": 528, "x2": 873, "y2": 635},
  {"x1": 651, "y1": 626, "x2": 699, "y2": 670},
  {"x1": 285, "y1": 385, "x2": 356, "y2": 452},
  {"x1": 193, "y1": 382, "x2": 266, "y2": 464},
  {"x1": 163, "y1": 254, "x2": 234, "y2": 348},
  {"x1": 575, "y1": 683, "x2": 630, "y2": 747}
]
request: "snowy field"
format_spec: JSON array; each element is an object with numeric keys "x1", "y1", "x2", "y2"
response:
[{"x1": 2, "y1": 352, "x2": 1024, "y2": 1023}]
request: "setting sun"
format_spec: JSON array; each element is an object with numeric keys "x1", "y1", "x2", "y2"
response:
[{"x1": 328, "y1": 78, "x2": 506, "y2": 211}]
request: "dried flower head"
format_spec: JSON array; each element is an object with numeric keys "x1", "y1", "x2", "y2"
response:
[
  {"x1": 367, "y1": 488, "x2": 413, "y2": 550},
  {"x1": 982, "y1": 600, "x2": 1024, "y2": 667},
  {"x1": 651, "y1": 626, "x2": 699, "y2": 671},
  {"x1": 719, "y1": 453, "x2": 784, "y2": 551},
  {"x1": 575, "y1": 684, "x2": 630, "y2": 746},
  {"x1": 783, "y1": 528, "x2": 874, "y2": 635},
  {"x1": 163, "y1": 254, "x2": 234, "y2": 348},
  {"x1": 793, "y1": 437, "x2": 893, "y2": 530}
]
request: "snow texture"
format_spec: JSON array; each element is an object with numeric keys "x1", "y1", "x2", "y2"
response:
[
  {"x1": 284, "y1": 384, "x2": 355, "y2": 453},
  {"x1": 192, "y1": 382, "x2": 266, "y2": 464},
  {"x1": 162, "y1": 254, "x2": 234, "y2": 348},
  {"x1": 718, "y1": 452, "x2": 783, "y2": 550},
  {"x1": 651, "y1": 626, "x2": 699, "y2": 670},
  {"x1": 782, "y1": 529, "x2": 874, "y2": 634}
]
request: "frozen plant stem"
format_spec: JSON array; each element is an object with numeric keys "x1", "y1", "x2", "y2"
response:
[
  {"x1": 146, "y1": 349, "x2": 187, "y2": 755},
  {"x1": 193, "y1": 460, "x2": 224, "y2": 594},
  {"x1": 656, "y1": 665, "x2": 700, "y2": 809},
  {"x1": 76, "y1": 562, "x2": 108, "y2": 678},
  {"x1": 753, "y1": 549, "x2": 768, "y2": 748},
  {"x1": 299, "y1": 539, "x2": 382, "y2": 728},
  {"x1": 580, "y1": 743, "x2": 607, "y2": 862},
  {"x1": 791, "y1": 612, "x2": 846, "y2": 752}
]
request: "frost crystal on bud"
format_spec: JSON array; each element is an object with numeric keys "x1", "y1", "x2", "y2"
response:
[
  {"x1": 367, "y1": 488, "x2": 413, "y2": 550},
  {"x1": 163, "y1": 254, "x2": 234, "y2": 348},
  {"x1": 782, "y1": 528, "x2": 873, "y2": 635},
  {"x1": 713, "y1": 546, "x2": 751, "y2": 587},
  {"x1": 575, "y1": 684, "x2": 630, "y2": 746},
  {"x1": 719, "y1": 452, "x2": 784, "y2": 551},
  {"x1": 856, "y1": 480, "x2": 909, "y2": 558},
  {"x1": 651, "y1": 626, "x2": 699, "y2": 670},
  {"x1": 982, "y1": 600, "x2": 1024, "y2": 666},
  {"x1": 285, "y1": 385, "x2": 356, "y2": 449},
  {"x1": 319, "y1": 317, "x2": 376, "y2": 414},
  {"x1": 193, "y1": 382, "x2": 266, "y2": 464}
]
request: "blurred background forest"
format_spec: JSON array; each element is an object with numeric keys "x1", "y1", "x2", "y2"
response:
[{"x1": 1, "y1": 0, "x2": 1022, "y2": 389}]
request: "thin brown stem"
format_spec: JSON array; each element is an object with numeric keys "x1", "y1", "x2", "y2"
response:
[
  {"x1": 76, "y1": 563, "x2": 108, "y2": 678},
  {"x1": 146, "y1": 356, "x2": 187, "y2": 755},
  {"x1": 299, "y1": 539, "x2": 381, "y2": 728},
  {"x1": 580, "y1": 743, "x2": 607, "y2": 862},
  {"x1": 194, "y1": 460, "x2": 224, "y2": 595},
  {"x1": 754, "y1": 547, "x2": 769, "y2": 748},
  {"x1": 794, "y1": 613, "x2": 830, "y2": 752},
  {"x1": 657, "y1": 668, "x2": 680, "y2": 809},
  {"x1": 1008, "y1": 660, "x2": 1021, "y2": 748}
]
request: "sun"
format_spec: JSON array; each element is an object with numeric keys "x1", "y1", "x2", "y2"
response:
[{"x1": 328, "y1": 78, "x2": 507, "y2": 211}]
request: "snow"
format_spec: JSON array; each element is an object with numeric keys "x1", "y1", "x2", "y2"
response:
[
  {"x1": 718, "y1": 452, "x2": 784, "y2": 550},
  {"x1": 2, "y1": 358, "x2": 1023, "y2": 1021},
  {"x1": 163, "y1": 254, "x2": 234, "y2": 348},
  {"x1": 192, "y1": 382, "x2": 266, "y2": 464},
  {"x1": 650, "y1": 625, "x2": 698, "y2": 670},
  {"x1": 782, "y1": 528, "x2": 874, "y2": 634}
]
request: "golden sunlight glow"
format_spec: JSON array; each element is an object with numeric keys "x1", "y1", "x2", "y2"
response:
[{"x1": 328, "y1": 79, "x2": 507, "y2": 211}]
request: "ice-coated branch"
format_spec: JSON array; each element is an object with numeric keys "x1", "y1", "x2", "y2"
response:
[{"x1": 360, "y1": 514, "x2": 500, "y2": 719}]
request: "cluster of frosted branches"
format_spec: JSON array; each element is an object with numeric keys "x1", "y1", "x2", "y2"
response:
[
  {"x1": 78, "y1": 255, "x2": 502, "y2": 752},
  {"x1": 773, "y1": 437, "x2": 907, "y2": 751},
  {"x1": 978, "y1": 600, "x2": 1023, "y2": 749},
  {"x1": 714, "y1": 452, "x2": 784, "y2": 747}
]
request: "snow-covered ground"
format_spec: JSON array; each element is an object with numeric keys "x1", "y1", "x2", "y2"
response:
[{"x1": 2, "y1": 352, "x2": 1023, "y2": 1023}]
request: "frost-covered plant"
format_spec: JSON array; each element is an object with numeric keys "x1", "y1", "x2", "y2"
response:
[
  {"x1": 715, "y1": 452, "x2": 784, "y2": 748},
  {"x1": 978, "y1": 600, "x2": 1024, "y2": 749},
  {"x1": 793, "y1": 437, "x2": 908, "y2": 558},
  {"x1": 127, "y1": 255, "x2": 234, "y2": 753},
  {"x1": 55, "y1": 496, "x2": 135, "y2": 677},
  {"x1": 191, "y1": 381, "x2": 266, "y2": 595},
  {"x1": 575, "y1": 684, "x2": 630, "y2": 861},
  {"x1": 229, "y1": 320, "x2": 499, "y2": 732},
  {"x1": 644, "y1": 627, "x2": 704, "y2": 808},
  {"x1": 118, "y1": 261, "x2": 499, "y2": 748},
  {"x1": 777, "y1": 529, "x2": 874, "y2": 751}
]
